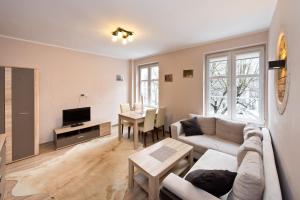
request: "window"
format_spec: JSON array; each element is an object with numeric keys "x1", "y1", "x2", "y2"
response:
[
  {"x1": 205, "y1": 46, "x2": 265, "y2": 123},
  {"x1": 139, "y1": 63, "x2": 159, "y2": 107}
]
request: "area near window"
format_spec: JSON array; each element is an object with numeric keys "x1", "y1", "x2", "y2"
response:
[
  {"x1": 205, "y1": 46, "x2": 265, "y2": 123},
  {"x1": 139, "y1": 63, "x2": 159, "y2": 107}
]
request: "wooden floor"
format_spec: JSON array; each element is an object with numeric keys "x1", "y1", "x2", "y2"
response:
[{"x1": 4, "y1": 126, "x2": 172, "y2": 200}]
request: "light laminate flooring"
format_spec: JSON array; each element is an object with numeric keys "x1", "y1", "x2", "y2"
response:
[{"x1": 4, "y1": 126, "x2": 171, "y2": 200}]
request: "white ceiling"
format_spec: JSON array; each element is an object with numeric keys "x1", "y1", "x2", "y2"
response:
[{"x1": 0, "y1": 0, "x2": 277, "y2": 59}]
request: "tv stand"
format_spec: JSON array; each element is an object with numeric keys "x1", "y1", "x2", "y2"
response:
[
  {"x1": 53, "y1": 121, "x2": 111, "y2": 149},
  {"x1": 70, "y1": 122, "x2": 84, "y2": 127}
]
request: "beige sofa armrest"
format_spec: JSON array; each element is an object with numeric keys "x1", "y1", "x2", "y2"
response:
[
  {"x1": 162, "y1": 173, "x2": 220, "y2": 200},
  {"x1": 170, "y1": 120, "x2": 185, "y2": 139},
  {"x1": 261, "y1": 128, "x2": 282, "y2": 200}
]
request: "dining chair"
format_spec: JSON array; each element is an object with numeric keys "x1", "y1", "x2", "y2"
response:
[
  {"x1": 138, "y1": 109, "x2": 156, "y2": 147},
  {"x1": 134, "y1": 102, "x2": 143, "y2": 111},
  {"x1": 120, "y1": 103, "x2": 132, "y2": 139},
  {"x1": 154, "y1": 107, "x2": 166, "y2": 139}
]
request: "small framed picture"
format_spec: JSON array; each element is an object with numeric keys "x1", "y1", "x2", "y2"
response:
[
  {"x1": 183, "y1": 69, "x2": 193, "y2": 78},
  {"x1": 116, "y1": 74, "x2": 124, "y2": 81},
  {"x1": 165, "y1": 74, "x2": 173, "y2": 82}
]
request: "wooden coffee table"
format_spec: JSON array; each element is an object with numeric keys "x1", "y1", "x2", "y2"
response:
[{"x1": 128, "y1": 138, "x2": 193, "y2": 200}]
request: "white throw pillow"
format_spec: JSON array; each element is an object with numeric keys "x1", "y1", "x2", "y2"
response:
[{"x1": 229, "y1": 151, "x2": 265, "y2": 200}]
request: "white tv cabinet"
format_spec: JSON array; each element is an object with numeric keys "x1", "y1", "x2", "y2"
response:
[{"x1": 53, "y1": 121, "x2": 111, "y2": 149}]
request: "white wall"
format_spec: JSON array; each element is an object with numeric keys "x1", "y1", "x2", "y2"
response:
[
  {"x1": 133, "y1": 31, "x2": 268, "y2": 128},
  {"x1": 268, "y1": 0, "x2": 300, "y2": 199},
  {"x1": 0, "y1": 37, "x2": 130, "y2": 143}
]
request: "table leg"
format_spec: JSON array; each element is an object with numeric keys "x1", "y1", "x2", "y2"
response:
[
  {"x1": 189, "y1": 150, "x2": 194, "y2": 167},
  {"x1": 148, "y1": 176, "x2": 160, "y2": 200},
  {"x1": 128, "y1": 159, "x2": 134, "y2": 189},
  {"x1": 118, "y1": 115, "x2": 122, "y2": 141},
  {"x1": 133, "y1": 120, "x2": 138, "y2": 149}
]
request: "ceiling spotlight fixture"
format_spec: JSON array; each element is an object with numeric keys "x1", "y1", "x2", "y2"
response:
[{"x1": 112, "y1": 27, "x2": 134, "y2": 44}]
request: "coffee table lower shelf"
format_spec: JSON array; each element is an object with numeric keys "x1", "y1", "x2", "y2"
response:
[{"x1": 133, "y1": 159, "x2": 190, "y2": 193}]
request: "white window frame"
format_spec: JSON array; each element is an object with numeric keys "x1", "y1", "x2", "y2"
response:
[
  {"x1": 205, "y1": 46, "x2": 265, "y2": 124},
  {"x1": 138, "y1": 63, "x2": 159, "y2": 107}
]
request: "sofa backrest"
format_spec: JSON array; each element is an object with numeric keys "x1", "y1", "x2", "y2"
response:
[
  {"x1": 188, "y1": 114, "x2": 245, "y2": 144},
  {"x1": 262, "y1": 128, "x2": 282, "y2": 200},
  {"x1": 215, "y1": 118, "x2": 245, "y2": 144},
  {"x1": 230, "y1": 151, "x2": 265, "y2": 200},
  {"x1": 189, "y1": 114, "x2": 216, "y2": 135}
]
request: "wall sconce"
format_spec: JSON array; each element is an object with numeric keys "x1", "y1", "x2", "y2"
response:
[
  {"x1": 112, "y1": 27, "x2": 134, "y2": 45},
  {"x1": 269, "y1": 59, "x2": 286, "y2": 70}
]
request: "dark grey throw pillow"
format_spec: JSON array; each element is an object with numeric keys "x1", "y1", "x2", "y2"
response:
[
  {"x1": 180, "y1": 117, "x2": 203, "y2": 136},
  {"x1": 185, "y1": 169, "x2": 237, "y2": 197}
]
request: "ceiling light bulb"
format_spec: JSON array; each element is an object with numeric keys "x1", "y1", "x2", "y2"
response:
[
  {"x1": 112, "y1": 35, "x2": 118, "y2": 42},
  {"x1": 117, "y1": 31, "x2": 123, "y2": 39},
  {"x1": 128, "y1": 35, "x2": 134, "y2": 42},
  {"x1": 122, "y1": 38, "x2": 128, "y2": 45}
]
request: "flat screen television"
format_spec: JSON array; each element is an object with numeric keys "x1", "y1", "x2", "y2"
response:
[{"x1": 63, "y1": 107, "x2": 90, "y2": 126}]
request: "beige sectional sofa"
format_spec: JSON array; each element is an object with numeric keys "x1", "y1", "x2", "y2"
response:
[
  {"x1": 171, "y1": 114, "x2": 246, "y2": 157},
  {"x1": 162, "y1": 115, "x2": 282, "y2": 200}
]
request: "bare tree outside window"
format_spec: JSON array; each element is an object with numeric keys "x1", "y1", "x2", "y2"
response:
[
  {"x1": 235, "y1": 53, "x2": 260, "y2": 120},
  {"x1": 208, "y1": 57, "x2": 229, "y2": 116},
  {"x1": 207, "y1": 48, "x2": 264, "y2": 122},
  {"x1": 139, "y1": 64, "x2": 159, "y2": 107}
]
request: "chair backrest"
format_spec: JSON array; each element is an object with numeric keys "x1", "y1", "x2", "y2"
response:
[
  {"x1": 134, "y1": 102, "x2": 143, "y2": 111},
  {"x1": 155, "y1": 107, "x2": 166, "y2": 128},
  {"x1": 120, "y1": 103, "x2": 131, "y2": 113},
  {"x1": 143, "y1": 109, "x2": 156, "y2": 132}
]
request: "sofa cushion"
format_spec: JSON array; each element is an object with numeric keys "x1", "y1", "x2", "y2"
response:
[
  {"x1": 185, "y1": 169, "x2": 237, "y2": 197},
  {"x1": 243, "y1": 123, "x2": 262, "y2": 140},
  {"x1": 229, "y1": 151, "x2": 265, "y2": 200},
  {"x1": 244, "y1": 129, "x2": 263, "y2": 141},
  {"x1": 189, "y1": 114, "x2": 216, "y2": 135},
  {"x1": 216, "y1": 118, "x2": 245, "y2": 144},
  {"x1": 181, "y1": 150, "x2": 237, "y2": 200},
  {"x1": 243, "y1": 122, "x2": 260, "y2": 133},
  {"x1": 178, "y1": 135, "x2": 240, "y2": 156},
  {"x1": 160, "y1": 187, "x2": 182, "y2": 200},
  {"x1": 180, "y1": 117, "x2": 203, "y2": 136},
  {"x1": 162, "y1": 173, "x2": 220, "y2": 200},
  {"x1": 186, "y1": 149, "x2": 238, "y2": 175},
  {"x1": 237, "y1": 136, "x2": 263, "y2": 166}
]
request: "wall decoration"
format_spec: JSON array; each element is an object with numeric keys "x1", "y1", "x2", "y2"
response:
[
  {"x1": 116, "y1": 74, "x2": 124, "y2": 81},
  {"x1": 275, "y1": 33, "x2": 289, "y2": 114},
  {"x1": 164, "y1": 74, "x2": 173, "y2": 82},
  {"x1": 183, "y1": 69, "x2": 193, "y2": 78}
]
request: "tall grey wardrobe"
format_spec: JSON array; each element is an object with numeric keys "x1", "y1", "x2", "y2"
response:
[{"x1": 0, "y1": 66, "x2": 39, "y2": 163}]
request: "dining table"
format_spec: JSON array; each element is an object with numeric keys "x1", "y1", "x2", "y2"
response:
[{"x1": 118, "y1": 110, "x2": 153, "y2": 149}]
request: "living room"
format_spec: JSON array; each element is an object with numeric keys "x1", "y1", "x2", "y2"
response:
[{"x1": 0, "y1": 0, "x2": 299, "y2": 199}]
